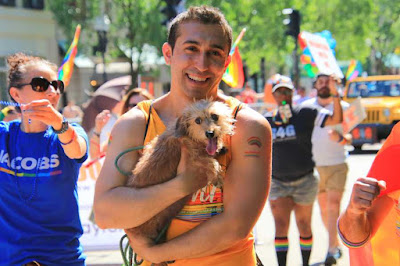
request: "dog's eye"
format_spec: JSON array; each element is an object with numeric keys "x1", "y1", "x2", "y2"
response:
[
  {"x1": 195, "y1": 117, "x2": 202, "y2": 124},
  {"x1": 211, "y1": 114, "x2": 219, "y2": 121}
]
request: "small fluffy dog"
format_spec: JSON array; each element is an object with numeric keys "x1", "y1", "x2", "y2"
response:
[{"x1": 125, "y1": 99, "x2": 235, "y2": 243}]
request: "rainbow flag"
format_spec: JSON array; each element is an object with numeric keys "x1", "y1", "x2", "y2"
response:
[
  {"x1": 58, "y1": 24, "x2": 81, "y2": 87},
  {"x1": 346, "y1": 59, "x2": 359, "y2": 82},
  {"x1": 222, "y1": 28, "x2": 246, "y2": 88}
]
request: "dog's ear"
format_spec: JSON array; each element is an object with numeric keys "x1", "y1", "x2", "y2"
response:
[{"x1": 175, "y1": 116, "x2": 188, "y2": 137}]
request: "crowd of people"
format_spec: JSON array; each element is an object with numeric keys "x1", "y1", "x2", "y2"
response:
[{"x1": 0, "y1": 5, "x2": 398, "y2": 266}]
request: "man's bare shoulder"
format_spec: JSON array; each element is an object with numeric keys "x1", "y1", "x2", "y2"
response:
[
  {"x1": 111, "y1": 107, "x2": 147, "y2": 146},
  {"x1": 230, "y1": 106, "x2": 271, "y2": 148},
  {"x1": 235, "y1": 106, "x2": 271, "y2": 132}
]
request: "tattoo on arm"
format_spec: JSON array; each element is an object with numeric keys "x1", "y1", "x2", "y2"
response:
[
  {"x1": 247, "y1": 137, "x2": 262, "y2": 148},
  {"x1": 244, "y1": 137, "x2": 262, "y2": 157}
]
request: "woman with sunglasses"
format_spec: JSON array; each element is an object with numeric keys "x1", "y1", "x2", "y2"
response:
[
  {"x1": 1, "y1": 53, "x2": 88, "y2": 265},
  {"x1": 89, "y1": 87, "x2": 153, "y2": 159}
]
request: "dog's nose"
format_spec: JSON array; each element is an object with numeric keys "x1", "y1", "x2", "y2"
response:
[{"x1": 206, "y1": 131, "x2": 214, "y2": 139}]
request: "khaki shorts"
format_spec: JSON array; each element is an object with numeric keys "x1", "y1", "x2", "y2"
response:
[{"x1": 316, "y1": 163, "x2": 348, "y2": 193}]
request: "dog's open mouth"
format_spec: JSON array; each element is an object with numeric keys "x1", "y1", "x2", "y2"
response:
[{"x1": 206, "y1": 137, "x2": 218, "y2": 155}]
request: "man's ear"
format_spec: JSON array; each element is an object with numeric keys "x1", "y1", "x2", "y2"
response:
[
  {"x1": 224, "y1": 55, "x2": 232, "y2": 70},
  {"x1": 162, "y1": 42, "x2": 173, "y2": 65},
  {"x1": 9, "y1": 87, "x2": 21, "y2": 103}
]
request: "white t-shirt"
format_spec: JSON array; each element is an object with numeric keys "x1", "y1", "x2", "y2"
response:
[
  {"x1": 302, "y1": 98, "x2": 350, "y2": 166},
  {"x1": 100, "y1": 113, "x2": 118, "y2": 145}
]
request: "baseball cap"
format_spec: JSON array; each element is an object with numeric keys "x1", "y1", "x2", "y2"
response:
[{"x1": 271, "y1": 75, "x2": 294, "y2": 93}]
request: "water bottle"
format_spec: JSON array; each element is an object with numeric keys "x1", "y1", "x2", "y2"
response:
[{"x1": 279, "y1": 101, "x2": 292, "y2": 123}]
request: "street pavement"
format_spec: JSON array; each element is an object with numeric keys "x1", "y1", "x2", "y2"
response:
[{"x1": 85, "y1": 144, "x2": 380, "y2": 266}]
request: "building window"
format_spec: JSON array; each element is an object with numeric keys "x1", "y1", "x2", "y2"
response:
[
  {"x1": 0, "y1": 57, "x2": 7, "y2": 101},
  {"x1": 0, "y1": 0, "x2": 16, "y2": 7},
  {"x1": 23, "y1": 0, "x2": 44, "y2": 10},
  {"x1": 0, "y1": 57, "x2": 5, "y2": 68},
  {"x1": 0, "y1": 72, "x2": 7, "y2": 102}
]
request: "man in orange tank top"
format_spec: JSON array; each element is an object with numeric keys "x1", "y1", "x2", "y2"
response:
[{"x1": 94, "y1": 6, "x2": 272, "y2": 266}]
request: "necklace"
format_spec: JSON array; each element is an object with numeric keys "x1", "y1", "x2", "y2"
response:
[
  {"x1": 13, "y1": 123, "x2": 49, "y2": 203},
  {"x1": 272, "y1": 109, "x2": 283, "y2": 125}
]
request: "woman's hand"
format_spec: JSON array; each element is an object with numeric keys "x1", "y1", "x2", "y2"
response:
[
  {"x1": 94, "y1": 110, "x2": 111, "y2": 134},
  {"x1": 21, "y1": 99, "x2": 63, "y2": 129}
]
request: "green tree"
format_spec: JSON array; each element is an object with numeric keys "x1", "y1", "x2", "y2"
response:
[
  {"x1": 47, "y1": 0, "x2": 166, "y2": 88},
  {"x1": 46, "y1": 0, "x2": 101, "y2": 56},
  {"x1": 110, "y1": 0, "x2": 166, "y2": 88}
]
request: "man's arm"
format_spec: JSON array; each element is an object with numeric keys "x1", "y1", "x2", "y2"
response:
[
  {"x1": 93, "y1": 108, "x2": 192, "y2": 229},
  {"x1": 134, "y1": 108, "x2": 272, "y2": 263},
  {"x1": 338, "y1": 177, "x2": 393, "y2": 244},
  {"x1": 328, "y1": 130, "x2": 352, "y2": 145},
  {"x1": 324, "y1": 76, "x2": 343, "y2": 126}
]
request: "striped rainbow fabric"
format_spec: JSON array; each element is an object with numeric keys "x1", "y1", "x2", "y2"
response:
[
  {"x1": 222, "y1": 28, "x2": 246, "y2": 88},
  {"x1": 58, "y1": 24, "x2": 81, "y2": 87},
  {"x1": 345, "y1": 59, "x2": 359, "y2": 82}
]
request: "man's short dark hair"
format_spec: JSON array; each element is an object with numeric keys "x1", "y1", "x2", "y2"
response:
[
  {"x1": 313, "y1": 73, "x2": 329, "y2": 88},
  {"x1": 167, "y1": 6, "x2": 232, "y2": 53}
]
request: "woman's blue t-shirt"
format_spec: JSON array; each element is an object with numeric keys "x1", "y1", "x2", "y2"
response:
[{"x1": 0, "y1": 121, "x2": 88, "y2": 266}]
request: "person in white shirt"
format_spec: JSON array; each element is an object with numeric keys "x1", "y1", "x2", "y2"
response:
[{"x1": 302, "y1": 74, "x2": 351, "y2": 266}]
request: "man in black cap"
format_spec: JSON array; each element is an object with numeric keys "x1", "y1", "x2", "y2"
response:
[{"x1": 264, "y1": 74, "x2": 343, "y2": 266}]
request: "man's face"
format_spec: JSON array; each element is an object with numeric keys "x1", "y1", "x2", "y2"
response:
[
  {"x1": 273, "y1": 87, "x2": 293, "y2": 106},
  {"x1": 315, "y1": 75, "x2": 331, "y2": 99},
  {"x1": 162, "y1": 22, "x2": 231, "y2": 100}
]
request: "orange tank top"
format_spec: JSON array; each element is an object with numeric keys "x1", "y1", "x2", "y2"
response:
[{"x1": 137, "y1": 97, "x2": 257, "y2": 266}]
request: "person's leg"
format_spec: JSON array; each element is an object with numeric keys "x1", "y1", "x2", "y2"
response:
[
  {"x1": 326, "y1": 190, "x2": 342, "y2": 252},
  {"x1": 292, "y1": 172, "x2": 319, "y2": 266},
  {"x1": 294, "y1": 203, "x2": 314, "y2": 266},
  {"x1": 316, "y1": 166, "x2": 328, "y2": 232},
  {"x1": 318, "y1": 191, "x2": 328, "y2": 230},
  {"x1": 324, "y1": 163, "x2": 348, "y2": 265},
  {"x1": 270, "y1": 197, "x2": 294, "y2": 266}
]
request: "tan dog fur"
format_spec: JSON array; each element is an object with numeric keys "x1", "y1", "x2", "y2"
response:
[{"x1": 125, "y1": 99, "x2": 235, "y2": 242}]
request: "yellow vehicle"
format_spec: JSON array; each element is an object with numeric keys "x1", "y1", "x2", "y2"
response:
[{"x1": 343, "y1": 75, "x2": 400, "y2": 149}]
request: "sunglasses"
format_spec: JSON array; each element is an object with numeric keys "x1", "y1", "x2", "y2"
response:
[{"x1": 16, "y1": 77, "x2": 64, "y2": 94}]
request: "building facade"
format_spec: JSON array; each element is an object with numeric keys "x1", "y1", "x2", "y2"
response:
[{"x1": 0, "y1": 0, "x2": 59, "y2": 102}]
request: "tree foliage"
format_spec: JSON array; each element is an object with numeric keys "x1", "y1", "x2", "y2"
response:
[
  {"x1": 110, "y1": 0, "x2": 166, "y2": 87},
  {"x1": 47, "y1": 0, "x2": 400, "y2": 80},
  {"x1": 187, "y1": 0, "x2": 400, "y2": 76}
]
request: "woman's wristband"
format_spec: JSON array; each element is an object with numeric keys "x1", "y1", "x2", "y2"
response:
[
  {"x1": 59, "y1": 129, "x2": 76, "y2": 146},
  {"x1": 337, "y1": 219, "x2": 371, "y2": 248}
]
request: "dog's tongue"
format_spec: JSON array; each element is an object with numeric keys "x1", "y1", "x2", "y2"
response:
[{"x1": 206, "y1": 138, "x2": 218, "y2": 155}]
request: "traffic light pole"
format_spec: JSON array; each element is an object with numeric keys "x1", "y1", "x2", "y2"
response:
[
  {"x1": 282, "y1": 8, "x2": 300, "y2": 90},
  {"x1": 293, "y1": 38, "x2": 300, "y2": 90}
]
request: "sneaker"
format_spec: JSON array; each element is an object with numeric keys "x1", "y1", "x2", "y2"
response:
[{"x1": 325, "y1": 248, "x2": 342, "y2": 266}]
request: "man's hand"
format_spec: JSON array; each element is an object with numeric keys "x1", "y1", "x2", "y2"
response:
[
  {"x1": 177, "y1": 143, "x2": 208, "y2": 195},
  {"x1": 124, "y1": 230, "x2": 159, "y2": 264},
  {"x1": 328, "y1": 129, "x2": 342, "y2": 142},
  {"x1": 94, "y1": 109, "x2": 111, "y2": 134},
  {"x1": 328, "y1": 75, "x2": 340, "y2": 96},
  {"x1": 347, "y1": 177, "x2": 386, "y2": 215}
]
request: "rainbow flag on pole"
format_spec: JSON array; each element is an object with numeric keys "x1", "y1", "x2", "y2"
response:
[
  {"x1": 345, "y1": 59, "x2": 359, "y2": 82},
  {"x1": 222, "y1": 28, "x2": 246, "y2": 88},
  {"x1": 58, "y1": 24, "x2": 81, "y2": 87}
]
